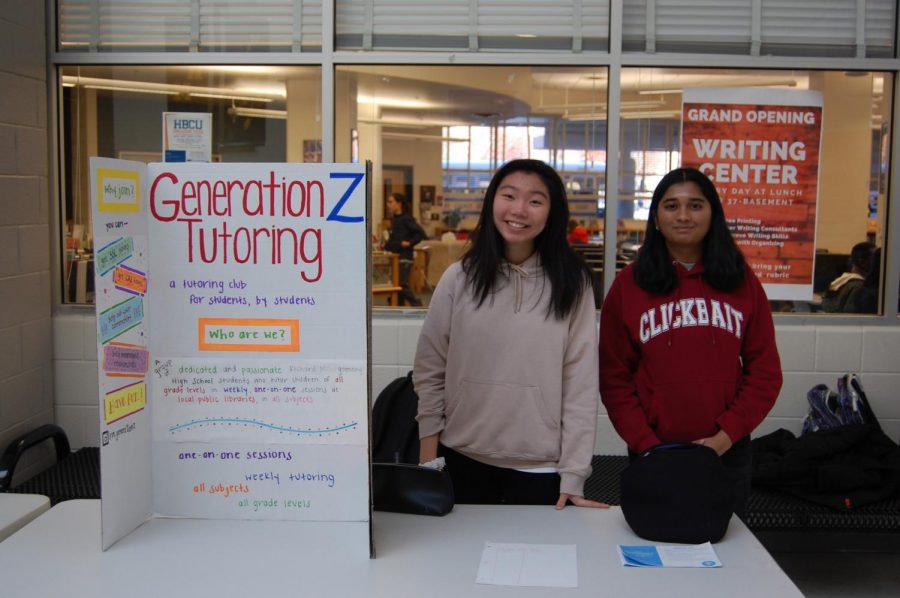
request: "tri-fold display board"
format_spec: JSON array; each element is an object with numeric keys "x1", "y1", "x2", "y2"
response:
[{"x1": 90, "y1": 159, "x2": 372, "y2": 553}]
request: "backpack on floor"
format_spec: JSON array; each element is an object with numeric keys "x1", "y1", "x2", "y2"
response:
[
  {"x1": 801, "y1": 373, "x2": 878, "y2": 435},
  {"x1": 372, "y1": 371, "x2": 420, "y2": 464}
]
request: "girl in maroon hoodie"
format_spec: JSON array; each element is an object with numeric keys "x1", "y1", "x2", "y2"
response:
[{"x1": 599, "y1": 167, "x2": 782, "y2": 518}]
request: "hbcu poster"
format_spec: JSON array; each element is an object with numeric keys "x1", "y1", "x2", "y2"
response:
[
  {"x1": 681, "y1": 88, "x2": 823, "y2": 300},
  {"x1": 92, "y1": 159, "x2": 371, "y2": 552}
]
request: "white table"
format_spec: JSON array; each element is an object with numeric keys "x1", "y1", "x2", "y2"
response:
[
  {"x1": 0, "y1": 500, "x2": 801, "y2": 597},
  {"x1": 0, "y1": 493, "x2": 50, "y2": 542}
]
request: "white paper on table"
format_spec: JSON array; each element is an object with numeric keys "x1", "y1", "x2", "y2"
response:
[
  {"x1": 476, "y1": 542, "x2": 578, "y2": 588},
  {"x1": 618, "y1": 542, "x2": 722, "y2": 568}
]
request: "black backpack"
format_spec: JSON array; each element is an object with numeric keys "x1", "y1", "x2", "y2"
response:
[{"x1": 372, "y1": 371, "x2": 420, "y2": 464}]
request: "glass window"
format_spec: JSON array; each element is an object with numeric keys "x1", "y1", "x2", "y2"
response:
[
  {"x1": 59, "y1": 65, "x2": 321, "y2": 304},
  {"x1": 335, "y1": 1, "x2": 609, "y2": 52},
  {"x1": 58, "y1": 0, "x2": 323, "y2": 52},
  {"x1": 335, "y1": 65, "x2": 608, "y2": 308},
  {"x1": 618, "y1": 67, "x2": 893, "y2": 315},
  {"x1": 622, "y1": 0, "x2": 895, "y2": 58}
]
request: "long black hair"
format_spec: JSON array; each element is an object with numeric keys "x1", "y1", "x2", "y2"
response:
[
  {"x1": 461, "y1": 159, "x2": 592, "y2": 319},
  {"x1": 634, "y1": 167, "x2": 746, "y2": 294}
]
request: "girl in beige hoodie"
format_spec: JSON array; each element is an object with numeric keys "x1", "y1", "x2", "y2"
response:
[{"x1": 414, "y1": 159, "x2": 607, "y2": 509}]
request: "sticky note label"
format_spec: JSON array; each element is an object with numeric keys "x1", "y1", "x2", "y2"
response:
[
  {"x1": 97, "y1": 168, "x2": 141, "y2": 213},
  {"x1": 198, "y1": 318, "x2": 300, "y2": 352},
  {"x1": 105, "y1": 381, "x2": 146, "y2": 424}
]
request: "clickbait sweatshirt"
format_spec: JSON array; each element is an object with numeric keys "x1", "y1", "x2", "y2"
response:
[{"x1": 599, "y1": 261, "x2": 782, "y2": 454}]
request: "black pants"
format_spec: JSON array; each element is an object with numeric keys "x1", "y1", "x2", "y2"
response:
[
  {"x1": 398, "y1": 259, "x2": 421, "y2": 306},
  {"x1": 720, "y1": 436, "x2": 752, "y2": 522},
  {"x1": 439, "y1": 444, "x2": 560, "y2": 505},
  {"x1": 628, "y1": 437, "x2": 752, "y2": 521}
]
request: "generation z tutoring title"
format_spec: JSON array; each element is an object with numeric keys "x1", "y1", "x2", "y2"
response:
[{"x1": 149, "y1": 170, "x2": 364, "y2": 282}]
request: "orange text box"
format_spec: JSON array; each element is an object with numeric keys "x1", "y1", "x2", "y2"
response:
[
  {"x1": 198, "y1": 318, "x2": 300, "y2": 352},
  {"x1": 104, "y1": 381, "x2": 146, "y2": 424},
  {"x1": 113, "y1": 265, "x2": 148, "y2": 295}
]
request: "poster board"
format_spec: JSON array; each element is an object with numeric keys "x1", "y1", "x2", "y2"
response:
[
  {"x1": 681, "y1": 88, "x2": 823, "y2": 300},
  {"x1": 91, "y1": 159, "x2": 371, "y2": 553}
]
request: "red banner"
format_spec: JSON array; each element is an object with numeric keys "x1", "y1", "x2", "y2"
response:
[{"x1": 681, "y1": 88, "x2": 823, "y2": 300}]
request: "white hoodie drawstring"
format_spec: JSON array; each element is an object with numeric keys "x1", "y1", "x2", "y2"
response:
[{"x1": 508, "y1": 263, "x2": 528, "y2": 313}]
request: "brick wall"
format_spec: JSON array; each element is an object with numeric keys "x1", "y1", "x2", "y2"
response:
[
  {"x1": 54, "y1": 312, "x2": 900, "y2": 453},
  {"x1": 0, "y1": 3, "x2": 54, "y2": 469}
]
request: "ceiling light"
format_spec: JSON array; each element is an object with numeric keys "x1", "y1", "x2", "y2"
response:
[
  {"x1": 357, "y1": 94, "x2": 435, "y2": 109},
  {"x1": 83, "y1": 85, "x2": 177, "y2": 95},
  {"x1": 228, "y1": 107, "x2": 286, "y2": 120},
  {"x1": 234, "y1": 85, "x2": 286, "y2": 98},
  {"x1": 636, "y1": 88, "x2": 683, "y2": 95},
  {"x1": 63, "y1": 76, "x2": 284, "y2": 101},
  {"x1": 189, "y1": 92, "x2": 273, "y2": 103},
  {"x1": 637, "y1": 79, "x2": 799, "y2": 95}
]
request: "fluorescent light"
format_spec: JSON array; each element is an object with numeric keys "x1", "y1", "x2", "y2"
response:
[
  {"x1": 637, "y1": 79, "x2": 799, "y2": 95},
  {"x1": 357, "y1": 94, "x2": 435, "y2": 109},
  {"x1": 236, "y1": 85, "x2": 286, "y2": 98},
  {"x1": 83, "y1": 85, "x2": 177, "y2": 95},
  {"x1": 358, "y1": 116, "x2": 469, "y2": 128},
  {"x1": 620, "y1": 110, "x2": 682, "y2": 119},
  {"x1": 381, "y1": 132, "x2": 458, "y2": 142},
  {"x1": 65, "y1": 76, "x2": 184, "y2": 95},
  {"x1": 228, "y1": 107, "x2": 286, "y2": 120},
  {"x1": 63, "y1": 76, "x2": 284, "y2": 101},
  {"x1": 189, "y1": 92, "x2": 273, "y2": 103},
  {"x1": 636, "y1": 88, "x2": 684, "y2": 95}
]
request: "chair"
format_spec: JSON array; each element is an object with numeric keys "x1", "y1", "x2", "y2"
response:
[
  {"x1": 0, "y1": 424, "x2": 100, "y2": 505},
  {"x1": 410, "y1": 245, "x2": 433, "y2": 294}
]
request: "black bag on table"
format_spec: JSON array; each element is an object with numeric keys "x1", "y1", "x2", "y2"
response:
[
  {"x1": 620, "y1": 442, "x2": 735, "y2": 544},
  {"x1": 372, "y1": 462, "x2": 454, "y2": 516}
]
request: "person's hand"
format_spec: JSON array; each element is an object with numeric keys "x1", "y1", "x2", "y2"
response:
[
  {"x1": 419, "y1": 434, "x2": 440, "y2": 464},
  {"x1": 693, "y1": 429, "x2": 733, "y2": 456},
  {"x1": 555, "y1": 493, "x2": 610, "y2": 510},
  {"x1": 401, "y1": 240, "x2": 411, "y2": 248}
]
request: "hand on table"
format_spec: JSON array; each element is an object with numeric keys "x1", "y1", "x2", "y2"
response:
[{"x1": 555, "y1": 493, "x2": 610, "y2": 510}]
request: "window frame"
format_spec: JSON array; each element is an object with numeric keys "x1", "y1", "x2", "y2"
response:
[{"x1": 48, "y1": 1, "x2": 900, "y2": 322}]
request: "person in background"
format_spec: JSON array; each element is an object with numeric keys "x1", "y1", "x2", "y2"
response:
[
  {"x1": 567, "y1": 218, "x2": 590, "y2": 244},
  {"x1": 414, "y1": 159, "x2": 607, "y2": 510},
  {"x1": 821, "y1": 241, "x2": 875, "y2": 312},
  {"x1": 599, "y1": 167, "x2": 782, "y2": 520},
  {"x1": 844, "y1": 247, "x2": 881, "y2": 314},
  {"x1": 384, "y1": 192, "x2": 427, "y2": 307}
]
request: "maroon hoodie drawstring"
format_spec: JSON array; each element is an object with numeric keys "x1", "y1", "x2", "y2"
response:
[
  {"x1": 669, "y1": 260, "x2": 716, "y2": 348},
  {"x1": 699, "y1": 276, "x2": 717, "y2": 347},
  {"x1": 668, "y1": 260, "x2": 680, "y2": 348}
]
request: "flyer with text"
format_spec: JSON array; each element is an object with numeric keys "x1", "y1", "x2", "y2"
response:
[{"x1": 681, "y1": 88, "x2": 823, "y2": 300}]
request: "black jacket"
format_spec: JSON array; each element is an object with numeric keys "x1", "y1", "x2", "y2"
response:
[
  {"x1": 752, "y1": 424, "x2": 900, "y2": 510},
  {"x1": 384, "y1": 213, "x2": 426, "y2": 260}
]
